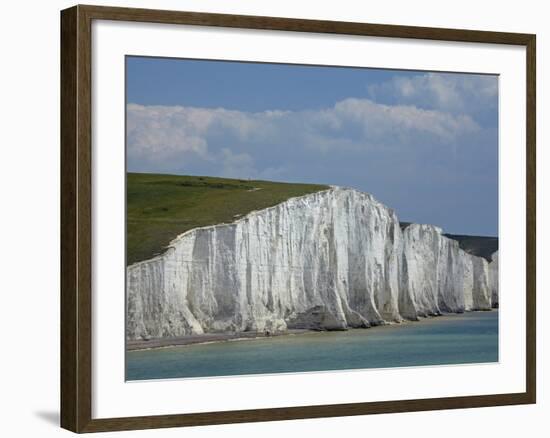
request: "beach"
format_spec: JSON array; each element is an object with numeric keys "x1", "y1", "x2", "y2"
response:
[{"x1": 126, "y1": 329, "x2": 312, "y2": 351}]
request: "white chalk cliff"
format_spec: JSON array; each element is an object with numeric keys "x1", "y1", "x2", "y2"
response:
[{"x1": 127, "y1": 187, "x2": 498, "y2": 340}]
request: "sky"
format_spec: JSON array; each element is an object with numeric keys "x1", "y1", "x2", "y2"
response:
[{"x1": 126, "y1": 56, "x2": 498, "y2": 237}]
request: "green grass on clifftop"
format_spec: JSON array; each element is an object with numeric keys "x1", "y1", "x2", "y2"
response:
[{"x1": 127, "y1": 173, "x2": 329, "y2": 265}]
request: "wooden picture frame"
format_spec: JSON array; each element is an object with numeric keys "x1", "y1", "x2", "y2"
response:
[{"x1": 61, "y1": 4, "x2": 536, "y2": 433}]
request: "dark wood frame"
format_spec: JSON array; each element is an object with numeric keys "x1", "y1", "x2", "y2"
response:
[{"x1": 61, "y1": 4, "x2": 536, "y2": 433}]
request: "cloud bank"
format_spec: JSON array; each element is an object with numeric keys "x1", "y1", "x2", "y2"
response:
[
  {"x1": 127, "y1": 97, "x2": 480, "y2": 178},
  {"x1": 126, "y1": 73, "x2": 498, "y2": 235}
]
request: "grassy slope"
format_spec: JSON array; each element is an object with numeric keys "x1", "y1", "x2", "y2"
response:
[{"x1": 127, "y1": 173, "x2": 329, "y2": 265}]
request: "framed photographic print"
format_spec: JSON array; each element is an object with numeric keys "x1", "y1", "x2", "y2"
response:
[{"x1": 60, "y1": 4, "x2": 536, "y2": 433}]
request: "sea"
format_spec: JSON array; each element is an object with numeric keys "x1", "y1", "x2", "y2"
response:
[{"x1": 126, "y1": 310, "x2": 498, "y2": 381}]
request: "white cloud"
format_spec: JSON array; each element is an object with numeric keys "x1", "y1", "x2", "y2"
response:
[
  {"x1": 332, "y1": 98, "x2": 479, "y2": 145},
  {"x1": 126, "y1": 104, "x2": 270, "y2": 169},
  {"x1": 367, "y1": 73, "x2": 498, "y2": 113},
  {"x1": 127, "y1": 104, "x2": 212, "y2": 167},
  {"x1": 127, "y1": 97, "x2": 480, "y2": 174}
]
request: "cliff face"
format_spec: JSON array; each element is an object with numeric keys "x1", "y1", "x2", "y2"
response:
[
  {"x1": 127, "y1": 188, "x2": 498, "y2": 340},
  {"x1": 488, "y1": 251, "x2": 499, "y2": 308}
]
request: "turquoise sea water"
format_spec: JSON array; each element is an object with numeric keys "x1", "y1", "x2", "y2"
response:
[{"x1": 126, "y1": 310, "x2": 498, "y2": 381}]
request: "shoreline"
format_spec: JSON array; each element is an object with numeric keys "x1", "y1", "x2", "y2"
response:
[
  {"x1": 127, "y1": 309, "x2": 497, "y2": 352},
  {"x1": 126, "y1": 329, "x2": 312, "y2": 351}
]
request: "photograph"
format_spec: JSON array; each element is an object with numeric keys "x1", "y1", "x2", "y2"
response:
[
  {"x1": 0, "y1": 0, "x2": 542, "y2": 435},
  {"x1": 125, "y1": 57, "x2": 500, "y2": 381}
]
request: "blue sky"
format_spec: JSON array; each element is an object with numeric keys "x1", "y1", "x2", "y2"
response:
[{"x1": 126, "y1": 56, "x2": 498, "y2": 236}]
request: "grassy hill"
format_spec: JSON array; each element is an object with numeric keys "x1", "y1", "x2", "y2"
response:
[{"x1": 127, "y1": 173, "x2": 329, "y2": 265}]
